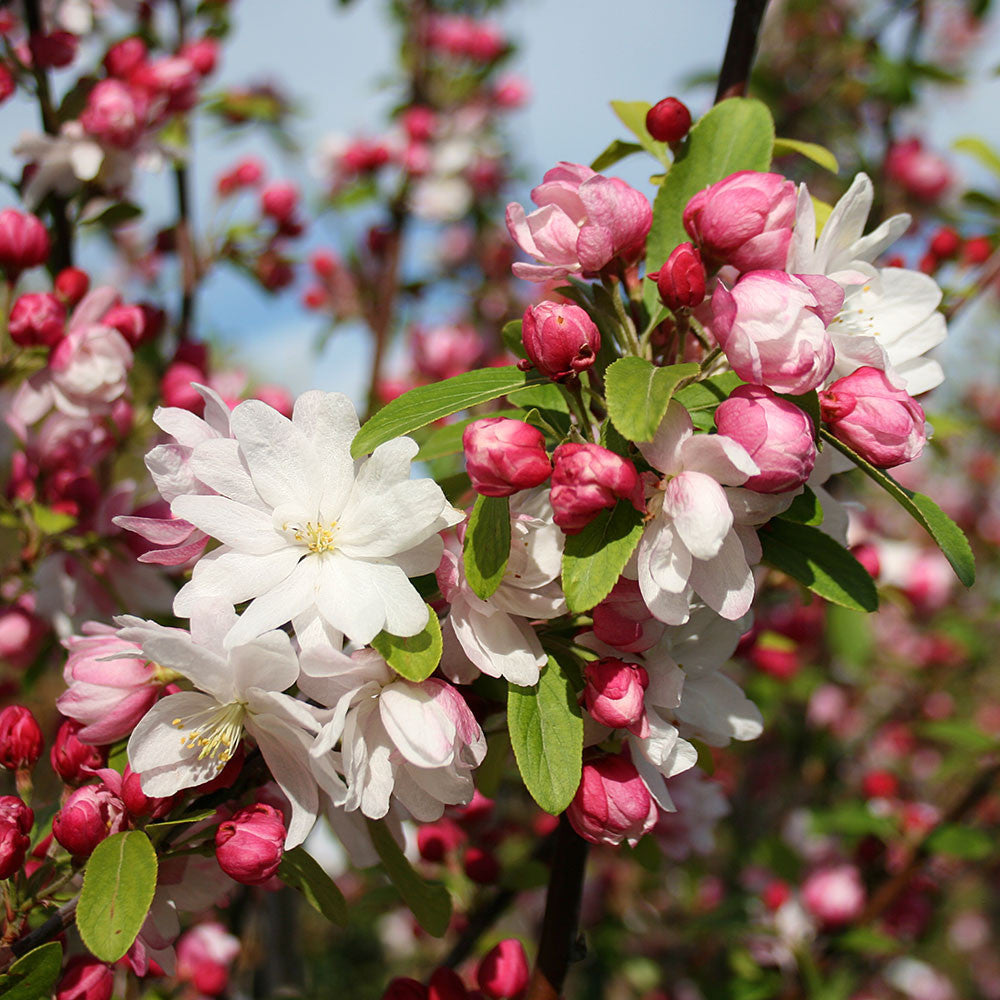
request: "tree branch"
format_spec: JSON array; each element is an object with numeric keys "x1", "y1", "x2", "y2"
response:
[{"x1": 715, "y1": 0, "x2": 771, "y2": 103}]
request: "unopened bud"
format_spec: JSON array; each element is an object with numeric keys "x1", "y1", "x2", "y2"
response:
[
  {"x1": 645, "y1": 96, "x2": 692, "y2": 144},
  {"x1": 0, "y1": 796, "x2": 33, "y2": 879},
  {"x1": 463, "y1": 418, "x2": 551, "y2": 497},
  {"x1": 9, "y1": 292, "x2": 65, "y2": 348},
  {"x1": 476, "y1": 939, "x2": 529, "y2": 1000},
  {"x1": 567, "y1": 753, "x2": 657, "y2": 847},
  {"x1": 0, "y1": 705, "x2": 43, "y2": 770},
  {"x1": 50, "y1": 718, "x2": 107, "y2": 785},
  {"x1": 550, "y1": 443, "x2": 644, "y2": 534},
  {"x1": 55, "y1": 955, "x2": 114, "y2": 1000},
  {"x1": 53, "y1": 783, "x2": 127, "y2": 857},
  {"x1": 521, "y1": 302, "x2": 600, "y2": 382},
  {"x1": 0, "y1": 208, "x2": 49, "y2": 277},
  {"x1": 648, "y1": 242, "x2": 705, "y2": 311},
  {"x1": 54, "y1": 267, "x2": 90, "y2": 306},
  {"x1": 582, "y1": 657, "x2": 648, "y2": 736},
  {"x1": 214, "y1": 802, "x2": 285, "y2": 885}
]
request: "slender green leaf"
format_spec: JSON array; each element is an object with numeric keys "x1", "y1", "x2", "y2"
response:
[
  {"x1": 508, "y1": 657, "x2": 584, "y2": 814},
  {"x1": 760, "y1": 519, "x2": 878, "y2": 612},
  {"x1": 674, "y1": 371, "x2": 744, "y2": 412},
  {"x1": 926, "y1": 825, "x2": 994, "y2": 860},
  {"x1": 30, "y1": 503, "x2": 76, "y2": 536},
  {"x1": 953, "y1": 135, "x2": 1000, "y2": 177},
  {"x1": 605, "y1": 358, "x2": 699, "y2": 442},
  {"x1": 0, "y1": 943, "x2": 63, "y2": 1000},
  {"x1": 463, "y1": 494, "x2": 511, "y2": 600},
  {"x1": 279, "y1": 846, "x2": 348, "y2": 925},
  {"x1": 778, "y1": 487, "x2": 823, "y2": 526},
  {"x1": 821, "y1": 430, "x2": 975, "y2": 586},
  {"x1": 501, "y1": 319, "x2": 526, "y2": 358},
  {"x1": 609, "y1": 100, "x2": 671, "y2": 165},
  {"x1": 644, "y1": 98, "x2": 774, "y2": 310},
  {"x1": 351, "y1": 367, "x2": 547, "y2": 457},
  {"x1": 562, "y1": 502, "x2": 644, "y2": 613},
  {"x1": 76, "y1": 831, "x2": 158, "y2": 962},
  {"x1": 372, "y1": 606, "x2": 442, "y2": 682},
  {"x1": 773, "y1": 136, "x2": 839, "y2": 173},
  {"x1": 918, "y1": 719, "x2": 996, "y2": 753},
  {"x1": 365, "y1": 819, "x2": 452, "y2": 936},
  {"x1": 591, "y1": 138, "x2": 645, "y2": 172}
]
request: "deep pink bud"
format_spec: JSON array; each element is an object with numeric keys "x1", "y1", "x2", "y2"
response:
[
  {"x1": 819, "y1": 367, "x2": 926, "y2": 468},
  {"x1": 429, "y1": 967, "x2": 469, "y2": 1000},
  {"x1": 383, "y1": 979, "x2": 428, "y2": 1000},
  {"x1": 521, "y1": 302, "x2": 600, "y2": 382},
  {"x1": 582, "y1": 657, "x2": 649, "y2": 736},
  {"x1": 0, "y1": 65, "x2": 15, "y2": 104},
  {"x1": 714, "y1": 384, "x2": 816, "y2": 493},
  {"x1": 0, "y1": 706, "x2": 43, "y2": 770},
  {"x1": 683, "y1": 170, "x2": 797, "y2": 272},
  {"x1": 401, "y1": 105, "x2": 436, "y2": 142},
  {"x1": 121, "y1": 766, "x2": 173, "y2": 819},
  {"x1": 254, "y1": 384, "x2": 294, "y2": 418},
  {"x1": 104, "y1": 37, "x2": 146, "y2": 78},
  {"x1": 214, "y1": 802, "x2": 285, "y2": 885},
  {"x1": 462, "y1": 418, "x2": 551, "y2": 497},
  {"x1": 180, "y1": 38, "x2": 218, "y2": 76},
  {"x1": 417, "y1": 818, "x2": 464, "y2": 862},
  {"x1": 549, "y1": 443, "x2": 644, "y2": 534},
  {"x1": 52, "y1": 783, "x2": 127, "y2": 857},
  {"x1": 0, "y1": 796, "x2": 33, "y2": 879},
  {"x1": 50, "y1": 719, "x2": 107, "y2": 785},
  {"x1": 260, "y1": 181, "x2": 299, "y2": 222},
  {"x1": 648, "y1": 241, "x2": 705, "y2": 311},
  {"x1": 9, "y1": 292, "x2": 66, "y2": 348},
  {"x1": 645, "y1": 97, "x2": 691, "y2": 144},
  {"x1": 885, "y1": 138, "x2": 953, "y2": 202},
  {"x1": 55, "y1": 267, "x2": 90, "y2": 306},
  {"x1": 29, "y1": 31, "x2": 77, "y2": 69},
  {"x1": 567, "y1": 753, "x2": 658, "y2": 847},
  {"x1": 592, "y1": 577, "x2": 665, "y2": 652},
  {"x1": 160, "y1": 360, "x2": 205, "y2": 412},
  {"x1": 463, "y1": 846, "x2": 500, "y2": 885},
  {"x1": 800, "y1": 864, "x2": 865, "y2": 927},
  {"x1": 55, "y1": 955, "x2": 114, "y2": 1000},
  {"x1": 0, "y1": 208, "x2": 50, "y2": 277},
  {"x1": 476, "y1": 939, "x2": 529, "y2": 999},
  {"x1": 80, "y1": 79, "x2": 145, "y2": 148},
  {"x1": 102, "y1": 303, "x2": 146, "y2": 346}
]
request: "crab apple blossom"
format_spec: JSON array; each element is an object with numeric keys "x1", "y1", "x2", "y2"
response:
[
  {"x1": 568, "y1": 753, "x2": 659, "y2": 847},
  {"x1": 80, "y1": 79, "x2": 146, "y2": 148},
  {"x1": 55, "y1": 957, "x2": 114, "y2": 1000},
  {"x1": 175, "y1": 922, "x2": 240, "y2": 996},
  {"x1": 214, "y1": 802, "x2": 286, "y2": 885},
  {"x1": 0, "y1": 705, "x2": 43, "y2": 770},
  {"x1": 0, "y1": 208, "x2": 49, "y2": 277},
  {"x1": 53, "y1": 782, "x2": 128, "y2": 857},
  {"x1": 104, "y1": 36, "x2": 146, "y2": 78},
  {"x1": 8, "y1": 293, "x2": 66, "y2": 348},
  {"x1": 411, "y1": 323, "x2": 486, "y2": 381},
  {"x1": 645, "y1": 96, "x2": 692, "y2": 143},
  {"x1": 506, "y1": 162, "x2": 652, "y2": 281},
  {"x1": 649, "y1": 242, "x2": 706, "y2": 311},
  {"x1": 463, "y1": 417, "x2": 551, "y2": 497},
  {"x1": 50, "y1": 718, "x2": 106, "y2": 784},
  {"x1": 582, "y1": 657, "x2": 649, "y2": 736},
  {"x1": 170, "y1": 391, "x2": 461, "y2": 647},
  {"x1": 477, "y1": 939, "x2": 530, "y2": 999},
  {"x1": 711, "y1": 270, "x2": 843, "y2": 395},
  {"x1": 550, "y1": 442, "x2": 644, "y2": 533},
  {"x1": 714, "y1": 384, "x2": 817, "y2": 493},
  {"x1": 820, "y1": 367, "x2": 926, "y2": 468},
  {"x1": 521, "y1": 301, "x2": 600, "y2": 382},
  {"x1": 801, "y1": 864, "x2": 866, "y2": 926},
  {"x1": 682, "y1": 170, "x2": 797, "y2": 271}
]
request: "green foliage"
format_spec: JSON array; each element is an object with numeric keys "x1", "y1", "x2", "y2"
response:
[
  {"x1": 0, "y1": 943, "x2": 63, "y2": 1000},
  {"x1": 76, "y1": 831, "x2": 158, "y2": 962},
  {"x1": 372, "y1": 606, "x2": 443, "y2": 682},
  {"x1": 609, "y1": 100, "x2": 671, "y2": 166},
  {"x1": 562, "y1": 502, "x2": 644, "y2": 613},
  {"x1": 674, "y1": 371, "x2": 744, "y2": 414},
  {"x1": 926, "y1": 824, "x2": 994, "y2": 860},
  {"x1": 279, "y1": 846, "x2": 348, "y2": 925},
  {"x1": 605, "y1": 357, "x2": 699, "y2": 442},
  {"x1": 773, "y1": 136, "x2": 839, "y2": 172},
  {"x1": 591, "y1": 138, "x2": 645, "y2": 172},
  {"x1": 501, "y1": 319, "x2": 527, "y2": 358},
  {"x1": 463, "y1": 494, "x2": 511, "y2": 600},
  {"x1": 508, "y1": 656, "x2": 584, "y2": 814},
  {"x1": 778, "y1": 487, "x2": 823, "y2": 526}
]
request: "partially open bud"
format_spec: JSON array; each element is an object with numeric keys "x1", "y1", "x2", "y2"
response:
[
  {"x1": 476, "y1": 939, "x2": 529, "y2": 1000},
  {"x1": 645, "y1": 97, "x2": 692, "y2": 144},
  {"x1": 214, "y1": 802, "x2": 285, "y2": 885},
  {"x1": 521, "y1": 301, "x2": 600, "y2": 382},
  {"x1": 53, "y1": 783, "x2": 127, "y2": 857},
  {"x1": 8, "y1": 292, "x2": 65, "y2": 348},
  {"x1": 819, "y1": 367, "x2": 926, "y2": 468},
  {"x1": 648, "y1": 242, "x2": 705, "y2": 311},
  {"x1": 50, "y1": 718, "x2": 107, "y2": 785},
  {"x1": 567, "y1": 753, "x2": 657, "y2": 847},
  {"x1": 714, "y1": 384, "x2": 817, "y2": 493},
  {"x1": 582, "y1": 657, "x2": 649, "y2": 736},
  {"x1": 54, "y1": 267, "x2": 90, "y2": 306},
  {"x1": 0, "y1": 208, "x2": 49, "y2": 278},
  {"x1": 104, "y1": 36, "x2": 146, "y2": 78},
  {"x1": 55, "y1": 956, "x2": 115, "y2": 1000},
  {"x1": 550, "y1": 443, "x2": 644, "y2": 534},
  {"x1": 80, "y1": 79, "x2": 145, "y2": 148},
  {"x1": 0, "y1": 796, "x2": 33, "y2": 879},
  {"x1": 463, "y1": 417, "x2": 551, "y2": 497},
  {"x1": 0, "y1": 706, "x2": 43, "y2": 771}
]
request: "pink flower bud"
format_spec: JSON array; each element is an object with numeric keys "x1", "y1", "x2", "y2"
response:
[
  {"x1": 401, "y1": 105, "x2": 436, "y2": 141},
  {"x1": 80, "y1": 79, "x2": 145, "y2": 148},
  {"x1": 50, "y1": 719, "x2": 107, "y2": 785},
  {"x1": 9, "y1": 292, "x2": 66, "y2": 348},
  {"x1": 582, "y1": 657, "x2": 649, "y2": 736},
  {"x1": 714, "y1": 384, "x2": 817, "y2": 493},
  {"x1": 180, "y1": 38, "x2": 218, "y2": 76},
  {"x1": 104, "y1": 37, "x2": 146, "y2": 78},
  {"x1": 417, "y1": 818, "x2": 464, "y2": 862},
  {"x1": 0, "y1": 796, "x2": 33, "y2": 878},
  {"x1": 160, "y1": 361, "x2": 205, "y2": 412},
  {"x1": 383, "y1": 979, "x2": 428, "y2": 1000},
  {"x1": 549, "y1": 443, "x2": 644, "y2": 534},
  {"x1": 121, "y1": 765, "x2": 173, "y2": 819},
  {"x1": 53, "y1": 783, "x2": 127, "y2": 857},
  {"x1": 886, "y1": 138, "x2": 953, "y2": 202},
  {"x1": 521, "y1": 302, "x2": 600, "y2": 382},
  {"x1": 592, "y1": 578, "x2": 665, "y2": 653},
  {"x1": 260, "y1": 181, "x2": 299, "y2": 222},
  {"x1": 567, "y1": 753, "x2": 658, "y2": 847},
  {"x1": 462, "y1": 418, "x2": 551, "y2": 497},
  {"x1": 29, "y1": 31, "x2": 77, "y2": 69},
  {"x1": 819, "y1": 367, "x2": 926, "y2": 468},
  {"x1": 130, "y1": 55, "x2": 199, "y2": 114},
  {"x1": 0, "y1": 706, "x2": 43, "y2": 770},
  {"x1": 429, "y1": 967, "x2": 469, "y2": 1000},
  {"x1": 711, "y1": 271, "x2": 842, "y2": 395},
  {"x1": 0, "y1": 65, "x2": 15, "y2": 104},
  {"x1": 645, "y1": 97, "x2": 691, "y2": 144},
  {"x1": 214, "y1": 802, "x2": 285, "y2": 885},
  {"x1": 683, "y1": 170, "x2": 797, "y2": 272},
  {"x1": 411, "y1": 323, "x2": 485, "y2": 381},
  {"x1": 648, "y1": 242, "x2": 705, "y2": 311},
  {"x1": 0, "y1": 208, "x2": 49, "y2": 277},
  {"x1": 0, "y1": 601, "x2": 46, "y2": 670},
  {"x1": 54, "y1": 267, "x2": 90, "y2": 306},
  {"x1": 800, "y1": 864, "x2": 865, "y2": 927},
  {"x1": 463, "y1": 846, "x2": 500, "y2": 885},
  {"x1": 56, "y1": 956, "x2": 114, "y2": 1000},
  {"x1": 102, "y1": 302, "x2": 153, "y2": 346},
  {"x1": 476, "y1": 939, "x2": 529, "y2": 1000}
]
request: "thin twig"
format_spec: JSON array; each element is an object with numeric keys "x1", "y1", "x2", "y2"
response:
[
  {"x1": 171, "y1": 0, "x2": 198, "y2": 341},
  {"x1": 714, "y1": 0, "x2": 770, "y2": 103}
]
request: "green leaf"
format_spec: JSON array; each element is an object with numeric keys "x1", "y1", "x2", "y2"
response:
[
  {"x1": 926, "y1": 825, "x2": 993, "y2": 860},
  {"x1": 836, "y1": 927, "x2": 900, "y2": 956},
  {"x1": 562, "y1": 502, "x2": 644, "y2": 613},
  {"x1": 30, "y1": 502, "x2": 76, "y2": 536},
  {"x1": 821, "y1": 430, "x2": 975, "y2": 587},
  {"x1": 609, "y1": 100, "x2": 671, "y2": 166},
  {"x1": 674, "y1": 371, "x2": 744, "y2": 412},
  {"x1": 605, "y1": 358, "x2": 699, "y2": 442},
  {"x1": 590, "y1": 138, "x2": 645, "y2": 172},
  {"x1": 365, "y1": 819, "x2": 452, "y2": 936},
  {"x1": 372, "y1": 606, "x2": 442, "y2": 682},
  {"x1": 0, "y1": 943, "x2": 63, "y2": 1000},
  {"x1": 508, "y1": 656, "x2": 584, "y2": 814},
  {"x1": 463, "y1": 494, "x2": 511, "y2": 600},
  {"x1": 773, "y1": 137, "x2": 839, "y2": 173},
  {"x1": 76, "y1": 831, "x2": 158, "y2": 962},
  {"x1": 953, "y1": 135, "x2": 1000, "y2": 177},
  {"x1": 811, "y1": 802, "x2": 896, "y2": 839},
  {"x1": 760, "y1": 519, "x2": 878, "y2": 612},
  {"x1": 279, "y1": 846, "x2": 348, "y2": 925},
  {"x1": 351, "y1": 366, "x2": 547, "y2": 458},
  {"x1": 501, "y1": 319, "x2": 527, "y2": 359},
  {"x1": 644, "y1": 98, "x2": 774, "y2": 311},
  {"x1": 825, "y1": 603, "x2": 873, "y2": 669},
  {"x1": 918, "y1": 719, "x2": 996, "y2": 753},
  {"x1": 778, "y1": 487, "x2": 823, "y2": 526}
]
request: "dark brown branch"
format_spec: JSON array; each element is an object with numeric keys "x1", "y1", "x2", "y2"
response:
[
  {"x1": 714, "y1": 0, "x2": 770, "y2": 103},
  {"x1": 171, "y1": 0, "x2": 198, "y2": 341}
]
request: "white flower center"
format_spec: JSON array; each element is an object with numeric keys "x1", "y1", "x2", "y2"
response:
[
  {"x1": 283, "y1": 518, "x2": 339, "y2": 554},
  {"x1": 172, "y1": 701, "x2": 246, "y2": 762}
]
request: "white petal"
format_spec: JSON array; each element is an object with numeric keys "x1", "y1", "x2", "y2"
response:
[
  {"x1": 230, "y1": 629, "x2": 300, "y2": 695},
  {"x1": 663, "y1": 471, "x2": 734, "y2": 561},
  {"x1": 680, "y1": 434, "x2": 757, "y2": 485},
  {"x1": 292, "y1": 391, "x2": 359, "y2": 520},
  {"x1": 637, "y1": 401, "x2": 692, "y2": 473},
  {"x1": 224, "y1": 556, "x2": 321, "y2": 649},
  {"x1": 379, "y1": 682, "x2": 456, "y2": 768},
  {"x1": 172, "y1": 495, "x2": 284, "y2": 554},
  {"x1": 188, "y1": 438, "x2": 268, "y2": 511},
  {"x1": 449, "y1": 604, "x2": 544, "y2": 685},
  {"x1": 814, "y1": 173, "x2": 873, "y2": 271},
  {"x1": 689, "y1": 529, "x2": 755, "y2": 621},
  {"x1": 174, "y1": 546, "x2": 303, "y2": 616},
  {"x1": 676, "y1": 672, "x2": 763, "y2": 746}
]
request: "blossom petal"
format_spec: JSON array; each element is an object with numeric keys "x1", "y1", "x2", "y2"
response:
[
  {"x1": 292, "y1": 391, "x2": 358, "y2": 520},
  {"x1": 223, "y1": 556, "x2": 321, "y2": 649},
  {"x1": 688, "y1": 529, "x2": 754, "y2": 621},
  {"x1": 638, "y1": 401, "x2": 692, "y2": 472},
  {"x1": 663, "y1": 471, "x2": 734, "y2": 561},
  {"x1": 174, "y1": 546, "x2": 303, "y2": 616},
  {"x1": 172, "y1": 495, "x2": 284, "y2": 554}
]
